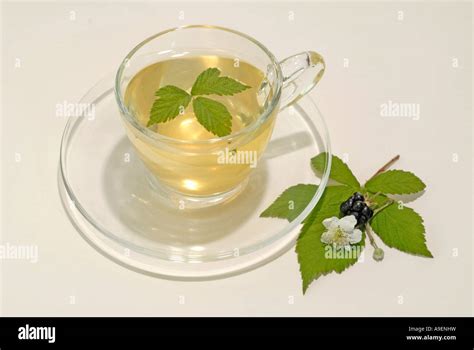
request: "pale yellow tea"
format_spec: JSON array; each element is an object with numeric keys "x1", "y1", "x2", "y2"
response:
[{"x1": 124, "y1": 55, "x2": 277, "y2": 197}]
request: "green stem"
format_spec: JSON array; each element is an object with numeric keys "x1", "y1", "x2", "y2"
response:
[
  {"x1": 373, "y1": 199, "x2": 394, "y2": 215},
  {"x1": 365, "y1": 224, "x2": 379, "y2": 249},
  {"x1": 365, "y1": 191, "x2": 381, "y2": 201}
]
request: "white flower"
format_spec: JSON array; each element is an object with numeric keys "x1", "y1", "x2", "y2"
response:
[{"x1": 320, "y1": 215, "x2": 362, "y2": 250}]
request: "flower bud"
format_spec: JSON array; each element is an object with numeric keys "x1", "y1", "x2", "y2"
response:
[{"x1": 373, "y1": 247, "x2": 384, "y2": 262}]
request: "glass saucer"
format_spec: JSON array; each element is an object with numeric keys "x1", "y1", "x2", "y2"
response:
[{"x1": 58, "y1": 72, "x2": 331, "y2": 280}]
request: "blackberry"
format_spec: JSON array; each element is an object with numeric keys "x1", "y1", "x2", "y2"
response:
[
  {"x1": 339, "y1": 192, "x2": 373, "y2": 227},
  {"x1": 358, "y1": 214, "x2": 369, "y2": 226},
  {"x1": 346, "y1": 197, "x2": 354, "y2": 208},
  {"x1": 353, "y1": 192, "x2": 364, "y2": 202},
  {"x1": 361, "y1": 206, "x2": 373, "y2": 219},
  {"x1": 340, "y1": 200, "x2": 352, "y2": 214},
  {"x1": 352, "y1": 201, "x2": 365, "y2": 212},
  {"x1": 349, "y1": 211, "x2": 360, "y2": 220}
]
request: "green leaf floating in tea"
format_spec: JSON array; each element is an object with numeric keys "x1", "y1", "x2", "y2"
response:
[
  {"x1": 147, "y1": 86, "x2": 192, "y2": 126},
  {"x1": 148, "y1": 67, "x2": 251, "y2": 137},
  {"x1": 191, "y1": 67, "x2": 250, "y2": 96},
  {"x1": 192, "y1": 97, "x2": 232, "y2": 137}
]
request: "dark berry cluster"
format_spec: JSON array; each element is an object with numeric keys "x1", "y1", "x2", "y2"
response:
[{"x1": 340, "y1": 192, "x2": 373, "y2": 227}]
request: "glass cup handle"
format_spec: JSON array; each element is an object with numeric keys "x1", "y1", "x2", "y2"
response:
[{"x1": 278, "y1": 51, "x2": 325, "y2": 109}]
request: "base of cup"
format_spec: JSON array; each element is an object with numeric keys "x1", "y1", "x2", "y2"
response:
[{"x1": 144, "y1": 171, "x2": 250, "y2": 210}]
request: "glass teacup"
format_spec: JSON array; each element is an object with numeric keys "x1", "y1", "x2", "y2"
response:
[{"x1": 115, "y1": 25, "x2": 325, "y2": 208}]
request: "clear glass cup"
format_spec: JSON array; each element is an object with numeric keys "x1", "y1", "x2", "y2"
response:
[{"x1": 115, "y1": 25, "x2": 325, "y2": 208}]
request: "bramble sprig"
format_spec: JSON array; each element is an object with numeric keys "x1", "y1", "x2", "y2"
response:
[{"x1": 260, "y1": 153, "x2": 430, "y2": 294}]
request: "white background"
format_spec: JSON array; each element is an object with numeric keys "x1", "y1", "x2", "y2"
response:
[{"x1": 1, "y1": 0, "x2": 472, "y2": 315}]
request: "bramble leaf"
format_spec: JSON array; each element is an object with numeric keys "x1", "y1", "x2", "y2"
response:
[
  {"x1": 311, "y1": 153, "x2": 360, "y2": 189},
  {"x1": 147, "y1": 86, "x2": 191, "y2": 126},
  {"x1": 192, "y1": 97, "x2": 232, "y2": 137},
  {"x1": 191, "y1": 68, "x2": 250, "y2": 96}
]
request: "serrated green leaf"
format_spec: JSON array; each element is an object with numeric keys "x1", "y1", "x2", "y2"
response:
[
  {"x1": 311, "y1": 153, "x2": 360, "y2": 189},
  {"x1": 296, "y1": 185, "x2": 365, "y2": 293},
  {"x1": 370, "y1": 203, "x2": 432, "y2": 257},
  {"x1": 147, "y1": 86, "x2": 191, "y2": 126},
  {"x1": 365, "y1": 170, "x2": 426, "y2": 195},
  {"x1": 192, "y1": 97, "x2": 232, "y2": 137},
  {"x1": 191, "y1": 68, "x2": 250, "y2": 96},
  {"x1": 260, "y1": 184, "x2": 318, "y2": 222}
]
